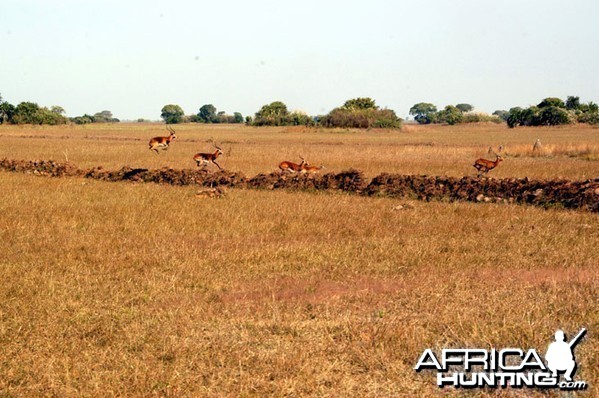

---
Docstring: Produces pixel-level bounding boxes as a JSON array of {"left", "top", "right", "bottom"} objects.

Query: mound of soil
[
  {"left": 365, "top": 173, "right": 599, "bottom": 212},
  {"left": 1, "top": 158, "right": 597, "bottom": 212},
  {"left": 246, "top": 169, "right": 367, "bottom": 192},
  {"left": 0, "top": 158, "right": 79, "bottom": 177}
]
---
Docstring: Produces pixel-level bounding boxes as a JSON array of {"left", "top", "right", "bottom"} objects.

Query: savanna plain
[{"left": 0, "top": 123, "right": 597, "bottom": 397}]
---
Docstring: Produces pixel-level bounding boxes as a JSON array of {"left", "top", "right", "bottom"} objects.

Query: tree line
[
  {"left": 161, "top": 97, "right": 402, "bottom": 129},
  {"left": 0, "top": 94, "right": 120, "bottom": 125},
  {"left": 1, "top": 92, "right": 597, "bottom": 128},
  {"left": 409, "top": 96, "right": 598, "bottom": 127}
]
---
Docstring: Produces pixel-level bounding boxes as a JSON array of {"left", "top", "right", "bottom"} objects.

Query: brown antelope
[
  {"left": 473, "top": 155, "right": 503, "bottom": 176},
  {"left": 300, "top": 164, "right": 325, "bottom": 174},
  {"left": 194, "top": 143, "right": 224, "bottom": 170},
  {"left": 148, "top": 126, "right": 177, "bottom": 154},
  {"left": 279, "top": 156, "right": 308, "bottom": 173}
]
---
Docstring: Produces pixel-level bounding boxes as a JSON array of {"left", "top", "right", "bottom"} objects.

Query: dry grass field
[
  {"left": 0, "top": 123, "right": 598, "bottom": 397},
  {"left": 1, "top": 122, "right": 598, "bottom": 179}
]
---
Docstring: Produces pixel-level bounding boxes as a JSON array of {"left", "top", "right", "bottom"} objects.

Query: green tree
[
  {"left": 288, "top": 111, "right": 315, "bottom": 126},
  {"left": 93, "top": 110, "right": 118, "bottom": 123},
  {"left": 253, "top": 101, "right": 290, "bottom": 126},
  {"left": 409, "top": 103, "right": 438, "bottom": 124},
  {"left": 233, "top": 112, "right": 244, "bottom": 123},
  {"left": 71, "top": 114, "right": 94, "bottom": 124},
  {"left": 538, "top": 106, "right": 571, "bottom": 126},
  {"left": 14, "top": 102, "right": 42, "bottom": 124},
  {"left": 521, "top": 106, "right": 540, "bottom": 126},
  {"left": 321, "top": 104, "right": 401, "bottom": 129},
  {"left": 198, "top": 104, "right": 217, "bottom": 123},
  {"left": 455, "top": 103, "right": 473, "bottom": 113},
  {"left": 0, "top": 101, "right": 15, "bottom": 124},
  {"left": 51, "top": 105, "right": 66, "bottom": 115},
  {"left": 161, "top": 104, "right": 185, "bottom": 124},
  {"left": 537, "top": 97, "right": 565, "bottom": 108},
  {"left": 438, "top": 105, "right": 463, "bottom": 125},
  {"left": 565, "top": 96, "right": 580, "bottom": 110},
  {"left": 492, "top": 110, "right": 509, "bottom": 122},
  {"left": 579, "top": 101, "right": 599, "bottom": 113},
  {"left": 38, "top": 107, "right": 68, "bottom": 125},
  {"left": 342, "top": 97, "right": 377, "bottom": 110}
]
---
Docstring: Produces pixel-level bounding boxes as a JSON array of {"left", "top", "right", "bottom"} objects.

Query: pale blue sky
[{"left": 1, "top": 0, "right": 598, "bottom": 120}]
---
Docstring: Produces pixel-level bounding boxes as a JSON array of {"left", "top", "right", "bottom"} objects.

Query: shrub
[
  {"left": 288, "top": 111, "right": 315, "bottom": 126},
  {"left": 455, "top": 103, "right": 473, "bottom": 113},
  {"left": 577, "top": 111, "right": 599, "bottom": 125},
  {"left": 320, "top": 107, "right": 401, "bottom": 129},
  {"left": 462, "top": 112, "right": 503, "bottom": 124},
  {"left": 253, "top": 101, "right": 290, "bottom": 126},
  {"left": 13, "top": 102, "right": 42, "bottom": 124},
  {"left": 409, "top": 103, "right": 438, "bottom": 124},
  {"left": 0, "top": 101, "right": 16, "bottom": 124},
  {"left": 538, "top": 97, "right": 566, "bottom": 109},
  {"left": 71, "top": 115, "right": 94, "bottom": 124},
  {"left": 161, "top": 104, "right": 185, "bottom": 124},
  {"left": 342, "top": 97, "right": 377, "bottom": 110},
  {"left": 492, "top": 110, "right": 509, "bottom": 122},
  {"left": 537, "top": 106, "right": 572, "bottom": 126},
  {"left": 437, "top": 105, "right": 463, "bottom": 125}
]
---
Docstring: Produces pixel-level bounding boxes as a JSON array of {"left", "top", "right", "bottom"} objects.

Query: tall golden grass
[{"left": 0, "top": 123, "right": 597, "bottom": 396}]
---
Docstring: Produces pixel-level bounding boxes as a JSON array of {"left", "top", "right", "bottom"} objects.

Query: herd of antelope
[
  {"left": 149, "top": 126, "right": 508, "bottom": 176},
  {"left": 148, "top": 126, "right": 326, "bottom": 174}
]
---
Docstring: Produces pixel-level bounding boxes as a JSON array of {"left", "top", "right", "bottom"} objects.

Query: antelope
[
  {"left": 300, "top": 164, "right": 325, "bottom": 174},
  {"left": 278, "top": 156, "right": 308, "bottom": 173},
  {"left": 194, "top": 143, "right": 224, "bottom": 170},
  {"left": 473, "top": 155, "right": 503, "bottom": 176},
  {"left": 148, "top": 126, "right": 177, "bottom": 154}
]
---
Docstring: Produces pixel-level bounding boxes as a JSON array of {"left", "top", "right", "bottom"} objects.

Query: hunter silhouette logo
[
  {"left": 414, "top": 328, "right": 588, "bottom": 390},
  {"left": 545, "top": 328, "right": 586, "bottom": 382}
]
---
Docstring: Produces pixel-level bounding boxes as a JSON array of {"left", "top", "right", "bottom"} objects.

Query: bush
[
  {"left": 38, "top": 107, "right": 68, "bottom": 125},
  {"left": 13, "top": 102, "right": 42, "bottom": 124},
  {"left": 437, "top": 105, "right": 463, "bottom": 125},
  {"left": 409, "top": 103, "right": 438, "bottom": 124},
  {"left": 0, "top": 101, "right": 16, "bottom": 124},
  {"left": 537, "top": 106, "right": 572, "bottom": 126},
  {"left": 288, "top": 111, "right": 315, "bottom": 126},
  {"left": 538, "top": 97, "right": 566, "bottom": 108},
  {"left": 492, "top": 110, "right": 509, "bottom": 122},
  {"left": 507, "top": 106, "right": 542, "bottom": 128},
  {"left": 342, "top": 97, "right": 377, "bottom": 110},
  {"left": 320, "top": 107, "right": 401, "bottom": 129},
  {"left": 577, "top": 111, "right": 599, "bottom": 125},
  {"left": 71, "top": 114, "right": 94, "bottom": 124},
  {"left": 462, "top": 112, "right": 503, "bottom": 124},
  {"left": 507, "top": 104, "right": 573, "bottom": 128},
  {"left": 253, "top": 101, "right": 290, "bottom": 126},
  {"left": 161, "top": 104, "right": 185, "bottom": 124}
]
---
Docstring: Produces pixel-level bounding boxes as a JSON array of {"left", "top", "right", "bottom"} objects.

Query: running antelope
[
  {"left": 473, "top": 155, "right": 503, "bottom": 176},
  {"left": 279, "top": 157, "right": 308, "bottom": 173},
  {"left": 148, "top": 126, "right": 177, "bottom": 154},
  {"left": 194, "top": 143, "right": 224, "bottom": 170},
  {"left": 300, "top": 164, "right": 325, "bottom": 174}
]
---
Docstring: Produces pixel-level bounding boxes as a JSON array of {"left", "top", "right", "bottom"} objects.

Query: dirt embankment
[{"left": 1, "top": 158, "right": 597, "bottom": 212}]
